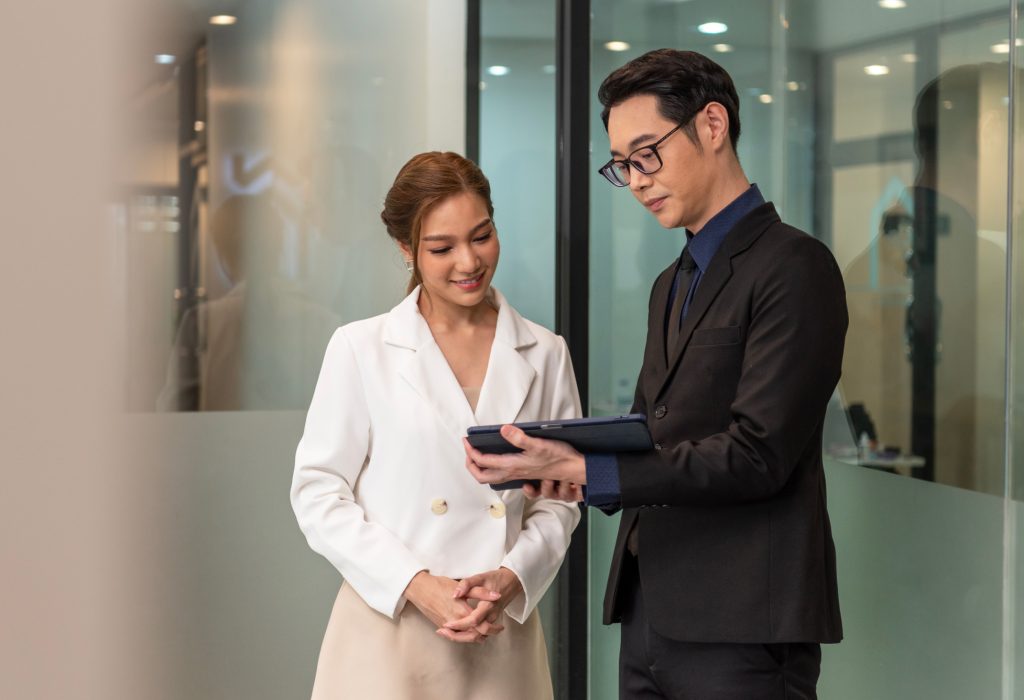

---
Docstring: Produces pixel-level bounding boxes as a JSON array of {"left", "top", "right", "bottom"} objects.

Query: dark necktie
[{"left": 666, "top": 248, "right": 697, "bottom": 354}]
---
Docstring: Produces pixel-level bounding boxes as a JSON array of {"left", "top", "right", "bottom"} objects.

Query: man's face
[{"left": 606, "top": 94, "right": 713, "bottom": 231}]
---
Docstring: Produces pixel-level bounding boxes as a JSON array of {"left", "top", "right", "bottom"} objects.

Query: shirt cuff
[{"left": 584, "top": 453, "right": 621, "bottom": 508}]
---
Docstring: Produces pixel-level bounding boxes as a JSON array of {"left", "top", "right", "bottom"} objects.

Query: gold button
[
  {"left": 430, "top": 498, "right": 448, "bottom": 515},
  {"left": 489, "top": 501, "right": 506, "bottom": 519}
]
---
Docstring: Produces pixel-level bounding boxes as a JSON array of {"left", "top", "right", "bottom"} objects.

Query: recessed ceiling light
[
  {"left": 901, "top": 53, "right": 918, "bottom": 63},
  {"left": 878, "top": 0, "right": 907, "bottom": 9},
  {"left": 605, "top": 41, "right": 631, "bottom": 52},
  {"left": 698, "top": 22, "right": 728, "bottom": 35},
  {"left": 194, "top": 120, "right": 205, "bottom": 132},
  {"left": 991, "top": 39, "right": 1024, "bottom": 54},
  {"left": 759, "top": 94, "right": 774, "bottom": 104},
  {"left": 209, "top": 15, "right": 237, "bottom": 26},
  {"left": 542, "top": 64, "right": 556, "bottom": 75},
  {"left": 487, "top": 65, "right": 509, "bottom": 76},
  {"left": 154, "top": 54, "right": 176, "bottom": 65},
  {"left": 712, "top": 43, "right": 734, "bottom": 53},
  {"left": 786, "top": 81, "right": 800, "bottom": 91},
  {"left": 864, "top": 64, "right": 891, "bottom": 76}
]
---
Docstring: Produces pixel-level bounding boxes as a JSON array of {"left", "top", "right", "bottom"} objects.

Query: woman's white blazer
[{"left": 291, "top": 287, "right": 581, "bottom": 623}]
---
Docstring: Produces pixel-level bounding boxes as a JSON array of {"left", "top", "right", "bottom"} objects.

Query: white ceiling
[{"left": 483, "top": 0, "right": 1012, "bottom": 53}]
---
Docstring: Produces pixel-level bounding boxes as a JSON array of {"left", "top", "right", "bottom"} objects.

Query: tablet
[{"left": 466, "top": 414, "right": 653, "bottom": 490}]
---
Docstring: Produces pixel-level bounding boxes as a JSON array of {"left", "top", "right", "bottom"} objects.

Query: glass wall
[
  {"left": 587, "top": 0, "right": 1022, "bottom": 697},
  {"left": 119, "top": 1, "right": 467, "bottom": 697},
  {"left": 479, "top": 0, "right": 563, "bottom": 673}
]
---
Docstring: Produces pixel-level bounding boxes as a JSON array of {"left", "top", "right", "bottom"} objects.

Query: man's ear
[{"left": 703, "top": 102, "right": 731, "bottom": 152}]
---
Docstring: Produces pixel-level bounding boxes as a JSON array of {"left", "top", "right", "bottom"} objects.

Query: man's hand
[
  {"left": 403, "top": 572, "right": 504, "bottom": 643},
  {"left": 439, "top": 567, "right": 522, "bottom": 642},
  {"left": 522, "top": 479, "right": 584, "bottom": 502},
  {"left": 463, "top": 424, "right": 587, "bottom": 487}
]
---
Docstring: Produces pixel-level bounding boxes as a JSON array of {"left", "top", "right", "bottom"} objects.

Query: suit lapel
[
  {"left": 655, "top": 203, "right": 780, "bottom": 400},
  {"left": 384, "top": 289, "right": 477, "bottom": 438},
  {"left": 399, "top": 341, "right": 478, "bottom": 438},
  {"left": 650, "top": 264, "right": 675, "bottom": 373},
  {"left": 385, "top": 287, "right": 537, "bottom": 438},
  {"left": 658, "top": 257, "right": 734, "bottom": 395},
  {"left": 475, "top": 289, "right": 537, "bottom": 426}
]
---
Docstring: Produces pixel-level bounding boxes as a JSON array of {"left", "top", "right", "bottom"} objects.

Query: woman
[{"left": 290, "top": 151, "right": 581, "bottom": 699}]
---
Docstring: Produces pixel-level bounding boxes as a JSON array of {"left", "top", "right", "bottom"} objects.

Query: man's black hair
[{"left": 598, "top": 49, "right": 742, "bottom": 153}]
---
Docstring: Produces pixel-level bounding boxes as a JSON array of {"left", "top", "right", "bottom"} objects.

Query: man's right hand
[{"left": 403, "top": 571, "right": 504, "bottom": 643}]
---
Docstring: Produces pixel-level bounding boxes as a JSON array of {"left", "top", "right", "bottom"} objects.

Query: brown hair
[{"left": 381, "top": 151, "right": 495, "bottom": 294}]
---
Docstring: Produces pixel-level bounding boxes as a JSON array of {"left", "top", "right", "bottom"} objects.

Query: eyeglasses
[{"left": 597, "top": 123, "right": 685, "bottom": 187}]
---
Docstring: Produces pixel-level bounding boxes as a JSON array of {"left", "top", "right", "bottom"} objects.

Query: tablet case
[{"left": 466, "top": 414, "right": 652, "bottom": 490}]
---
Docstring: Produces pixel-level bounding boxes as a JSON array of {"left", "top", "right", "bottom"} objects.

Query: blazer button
[
  {"left": 654, "top": 405, "right": 668, "bottom": 419},
  {"left": 430, "top": 498, "right": 448, "bottom": 515},
  {"left": 489, "top": 501, "right": 506, "bottom": 519}
]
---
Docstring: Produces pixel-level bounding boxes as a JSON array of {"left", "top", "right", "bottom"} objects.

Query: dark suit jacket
[{"left": 604, "top": 202, "right": 847, "bottom": 644}]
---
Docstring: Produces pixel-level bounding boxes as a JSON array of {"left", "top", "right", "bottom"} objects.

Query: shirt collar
[{"left": 684, "top": 183, "right": 765, "bottom": 272}]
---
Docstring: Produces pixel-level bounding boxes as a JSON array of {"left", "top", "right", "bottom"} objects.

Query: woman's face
[{"left": 403, "top": 191, "right": 500, "bottom": 312}]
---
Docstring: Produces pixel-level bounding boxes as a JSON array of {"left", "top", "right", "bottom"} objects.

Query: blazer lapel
[
  {"left": 385, "top": 289, "right": 477, "bottom": 438},
  {"left": 642, "top": 263, "right": 682, "bottom": 401},
  {"left": 384, "top": 287, "right": 537, "bottom": 437},
  {"left": 655, "top": 203, "right": 780, "bottom": 400},
  {"left": 474, "top": 289, "right": 537, "bottom": 427}
]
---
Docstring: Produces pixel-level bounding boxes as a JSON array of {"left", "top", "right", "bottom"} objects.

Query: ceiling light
[
  {"left": 712, "top": 43, "right": 733, "bottom": 53},
  {"left": 878, "top": 0, "right": 907, "bottom": 9},
  {"left": 786, "top": 81, "right": 800, "bottom": 91},
  {"left": 991, "top": 39, "right": 1024, "bottom": 54},
  {"left": 487, "top": 65, "right": 509, "bottom": 76},
  {"left": 194, "top": 120, "right": 205, "bottom": 132},
  {"left": 542, "top": 64, "right": 556, "bottom": 74},
  {"left": 209, "top": 15, "right": 237, "bottom": 25},
  {"left": 901, "top": 53, "right": 918, "bottom": 63},
  {"left": 698, "top": 22, "right": 728, "bottom": 35},
  {"left": 605, "top": 41, "right": 631, "bottom": 52},
  {"left": 154, "top": 54, "right": 176, "bottom": 65},
  {"left": 864, "top": 64, "right": 891, "bottom": 76},
  {"left": 759, "top": 94, "right": 774, "bottom": 104}
]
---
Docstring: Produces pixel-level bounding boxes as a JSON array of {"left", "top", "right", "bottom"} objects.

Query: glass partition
[
  {"left": 588, "top": 0, "right": 1020, "bottom": 696},
  {"left": 119, "top": 1, "right": 467, "bottom": 697}
]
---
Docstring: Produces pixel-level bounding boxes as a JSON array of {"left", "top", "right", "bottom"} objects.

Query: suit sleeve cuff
[{"left": 583, "top": 453, "right": 621, "bottom": 508}]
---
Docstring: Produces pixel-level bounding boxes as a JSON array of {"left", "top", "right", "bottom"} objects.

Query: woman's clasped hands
[{"left": 403, "top": 567, "right": 522, "bottom": 644}]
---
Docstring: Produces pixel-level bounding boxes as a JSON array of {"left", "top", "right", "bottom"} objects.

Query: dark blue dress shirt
[{"left": 584, "top": 184, "right": 766, "bottom": 508}]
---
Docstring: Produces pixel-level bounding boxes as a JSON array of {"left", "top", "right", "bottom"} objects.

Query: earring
[{"left": 404, "top": 259, "right": 414, "bottom": 272}]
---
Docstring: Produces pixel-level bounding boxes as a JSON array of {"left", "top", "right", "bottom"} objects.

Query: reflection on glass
[
  {"left": 157, "top": 194, "right": 340, "bottom": 410},
  {"left": 123, "top": 0, "right": 465, "bottom": 412},
  {"left": 833, "top": 51, "right": 1009, "bottom": 495},
  {"left": 588, "top": 0, "right": 1018, "bottom": 697}
]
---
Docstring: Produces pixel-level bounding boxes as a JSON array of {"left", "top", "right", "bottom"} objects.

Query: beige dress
[{"left": 309, "top": 387, "right": 554, "bottom": 700}]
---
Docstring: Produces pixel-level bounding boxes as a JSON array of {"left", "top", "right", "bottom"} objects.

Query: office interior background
[{"left": 2, "top": 0, "right": 1022, "bottom": 697}]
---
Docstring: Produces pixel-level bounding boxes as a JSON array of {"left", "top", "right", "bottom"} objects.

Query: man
[{"left": 463, "top": 49, "right": 846, "bottom": 698}]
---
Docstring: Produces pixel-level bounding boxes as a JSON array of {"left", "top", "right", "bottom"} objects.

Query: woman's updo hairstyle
[{"left": 381, "top": 151, "right": 495, "bottom": 294}]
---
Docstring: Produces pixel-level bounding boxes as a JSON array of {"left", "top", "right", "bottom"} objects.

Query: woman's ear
[{"left": 397, "top": 242, "right": 412, "bottom": 262}]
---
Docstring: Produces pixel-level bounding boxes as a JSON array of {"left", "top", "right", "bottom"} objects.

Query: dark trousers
[{"left": 618, "top": 553, "right": 821, "bottom": 699}]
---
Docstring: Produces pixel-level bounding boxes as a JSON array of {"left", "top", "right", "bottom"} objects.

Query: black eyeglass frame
[{"left": 597, "top": 121, "right": 686, "bottom": 187}]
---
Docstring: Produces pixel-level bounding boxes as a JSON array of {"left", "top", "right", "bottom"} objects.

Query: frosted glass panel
[
  {"left": 125, "top": 0, "right": 465, "bottom": 412},
  {"left": 118, "top": 1, "right": 467, "bottom": 698},
  {"left": 819, "top": 460, "right": 1005, "bottom": 698}
]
